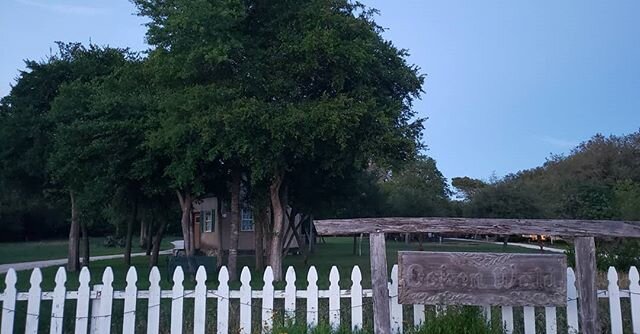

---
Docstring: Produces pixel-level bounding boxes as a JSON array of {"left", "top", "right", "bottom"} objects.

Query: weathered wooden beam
[
  {"left": 314, "top": 217, "right": 640, "bottom": 238},
  {"left": 370, "top": 232, "right": 391, "bottom": 334},
  {"left": 574, "top": 237, "right": 599, "bottom": 334}
]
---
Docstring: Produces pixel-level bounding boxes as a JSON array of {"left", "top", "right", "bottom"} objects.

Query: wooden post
[
  {"left": 370, "top": 232, "right": 391, "bottom": 334},
  {"left": 574, "top": 237, "right": 598, "bottom": 334}
]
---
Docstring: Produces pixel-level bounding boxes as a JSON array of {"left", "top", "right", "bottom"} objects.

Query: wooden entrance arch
[{"left": 314, "top": 217, "right": 640, "bottom": 334}]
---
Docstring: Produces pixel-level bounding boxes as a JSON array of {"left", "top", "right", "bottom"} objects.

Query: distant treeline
[{"left": 452, "top": 131, "right": 640, "bottom": 269}]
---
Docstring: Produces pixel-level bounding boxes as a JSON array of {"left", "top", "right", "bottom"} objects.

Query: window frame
[
  {"left": 202, "top": 209, "right": 215, "bottom": 233},
  {"left": 240, "top": 208, "right": 254, "bottom": 232}
]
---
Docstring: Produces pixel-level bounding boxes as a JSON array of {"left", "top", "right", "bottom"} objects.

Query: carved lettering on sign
[{"left": 398, "top": 252, "right": 567, "bottom": 306}]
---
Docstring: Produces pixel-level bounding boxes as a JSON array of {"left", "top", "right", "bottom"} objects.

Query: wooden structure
[{"left": 314, "top": 217, "right": 640, "bottom": 334}]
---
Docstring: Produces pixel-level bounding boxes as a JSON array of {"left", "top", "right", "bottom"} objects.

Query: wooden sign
[{"left": 398, "top": 251, "right": 567, "bottom": 306}]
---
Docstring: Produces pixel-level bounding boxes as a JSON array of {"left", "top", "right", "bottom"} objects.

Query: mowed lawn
[
  {"left": 0, "top": 237, "right": 176, "bottom": 265},
  {"left": 0, "top": 237, "right": 552, "bottom": 292}
]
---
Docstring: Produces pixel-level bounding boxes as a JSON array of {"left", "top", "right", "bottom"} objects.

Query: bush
[{"left": 103, "top": 235, "right": 125, "bottom": 248}]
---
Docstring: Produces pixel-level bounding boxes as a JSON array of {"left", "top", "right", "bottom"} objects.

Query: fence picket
[
  {"left": 284, "top": 266, "right": 296, "bottom": 321},
  {"left": 607, "top": 267, "right": 623, "bottom": 334},
  {"left": 25, "top": 268, "right": 42, "bottom": 334},
  {"left": 98, "top": 267, "right": 114, "bottom": 334},
  {"left": 501, "top": 306, "right": 514, "bottom": 334},
  {"left": 170, "top": 267, "right": 184, "bottom": 334},
  {"left": 307, "top": 266, "right": 319, "bottom": 327},
  {"left": 240, "top": 267, "right": 252, "bottom": 334},
  {"left": 389, "top": 264, "right": 403, "bottom": 334},
  {"left": 523, "top": 306, "right": 535, "bottom": 334},
  {"left": 566, "top": 268, "right": 579, "bottom": 334},
  {"left": 629, "top": 266, "right": 640, "bottom": 334},
  {"left": 262, "top": 267, "right": 275, "bottom": 332},
  {"left": 75, "top": 268, "right": 90, "bottom": 334},
  {"left": 147, "top": 267, "right": 161, "bottom": 334},
  {"left": 413, "top": 305, "right": 425, "bottom": 327},
  {"left": 122, "top": 267, "right": 138, "bottom": 334},
  {"left": 194, "top": 266, "right": 207, "bottom": 334},
  {"left": 50, "top": 267, "right": 67, "bottom": 334},
  {"left": 217, "top": 266, "right": 230, "bottom": 334},
  {"left": 329, "top": 266, "right": 340, "bottom": 329},
  {"left": 351, "top": 266, "right": 364, "bottom": 331},
  {"left": 482, "top": 305, "right": 491, "bottom": 325},
  {"left": 90, "top": 284, "right": 103, "bottom": 333},
  {"left": 545, "top": 307, "right": 557, "bottom": 334},
  {"left": 1, "top": 269, "right": 17, "bottom": 334}
]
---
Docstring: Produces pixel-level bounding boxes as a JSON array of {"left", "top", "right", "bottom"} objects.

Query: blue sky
[{"left": 1, "top": 0, "right": 639, "bottom": 182}]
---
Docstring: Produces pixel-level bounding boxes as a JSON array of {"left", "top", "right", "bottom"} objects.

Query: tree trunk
[
  {"left": 145, "top": 218, "right": 153, "bottom": 256},
  {"left": 150, "top": 219, "right": 167, "bottom": 267},
  {"left": 124, "top": 197, "right": 138, "bottom": 267},
  {"left": 264, "top": 208, "right": 273, "bottom": 263},
  {"left": 353, "top": 235, "right": 357, "bottom": 255},
  {"left": 254, "top": 203, "right": 266, "bottom": 270},
  {"left": 80, "top": 218, "right": 90, "bottom": 267},
  {"left": 268, "top": 174, "right": 285, "bottom": 281},
  {"left": 140, "top": 219, "right": 147, "bottom": 248},
  {"left": 228, "top": 170, "right": 241, "bottom": 281},
  {"left": 67, "top": 191, "right": 80, "bottom": 272},
  {"left": 177, "top": 190, "right": 193, "bottom": 256},
  {"left": 503, "top": 235, "right": 510, "bottom": 250}
]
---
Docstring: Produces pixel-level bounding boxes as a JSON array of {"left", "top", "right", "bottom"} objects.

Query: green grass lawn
[
  {"left": 0, "top": 237, "right": 176, "bottom": 265},
  {"left": 0, "top": 237, "right": 550, "bottom": 292}
]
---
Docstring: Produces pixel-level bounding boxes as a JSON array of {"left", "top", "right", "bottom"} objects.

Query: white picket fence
[{"left": 2, "top": 265, "right": 640, "bottom": 334}]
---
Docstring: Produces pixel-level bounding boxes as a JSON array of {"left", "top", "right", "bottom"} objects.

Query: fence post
[
  {"left": 574, "top": 237, "right": 598, "bottom": 334},
  {"left": 370, "top": 232, "right": 391, "bottom": 334}
]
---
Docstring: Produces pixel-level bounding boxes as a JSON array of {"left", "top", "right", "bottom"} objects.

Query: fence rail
[{"left": 2, "top": 265, "right": 640, "bottom": 334}]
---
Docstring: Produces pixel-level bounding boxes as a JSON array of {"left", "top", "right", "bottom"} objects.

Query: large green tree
[
  {"left": 382, "top": 157, "right": 451, "bottom": 217},
  {"left": 134, "top": 0, "right": 425, "bottom": 280}
]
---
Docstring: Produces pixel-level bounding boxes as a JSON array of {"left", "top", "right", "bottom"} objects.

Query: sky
[{"left": 1, "top": 0, "right": 639, "bottom": 182}]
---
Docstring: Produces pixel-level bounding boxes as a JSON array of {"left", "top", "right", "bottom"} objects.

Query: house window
[
  {"left": 241, "top": 208, "right": 254, "bottom": 231},
  {"left": 203, "top": 210, "right": 215, "bottom": 233}
]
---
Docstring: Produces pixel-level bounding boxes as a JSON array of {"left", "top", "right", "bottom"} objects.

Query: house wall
[
  {"left": 192, "top": 197, "right": 219, "bottom": 251},
  {"left": 193, "top": 196, "right": 300, "bottom": 252}
]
